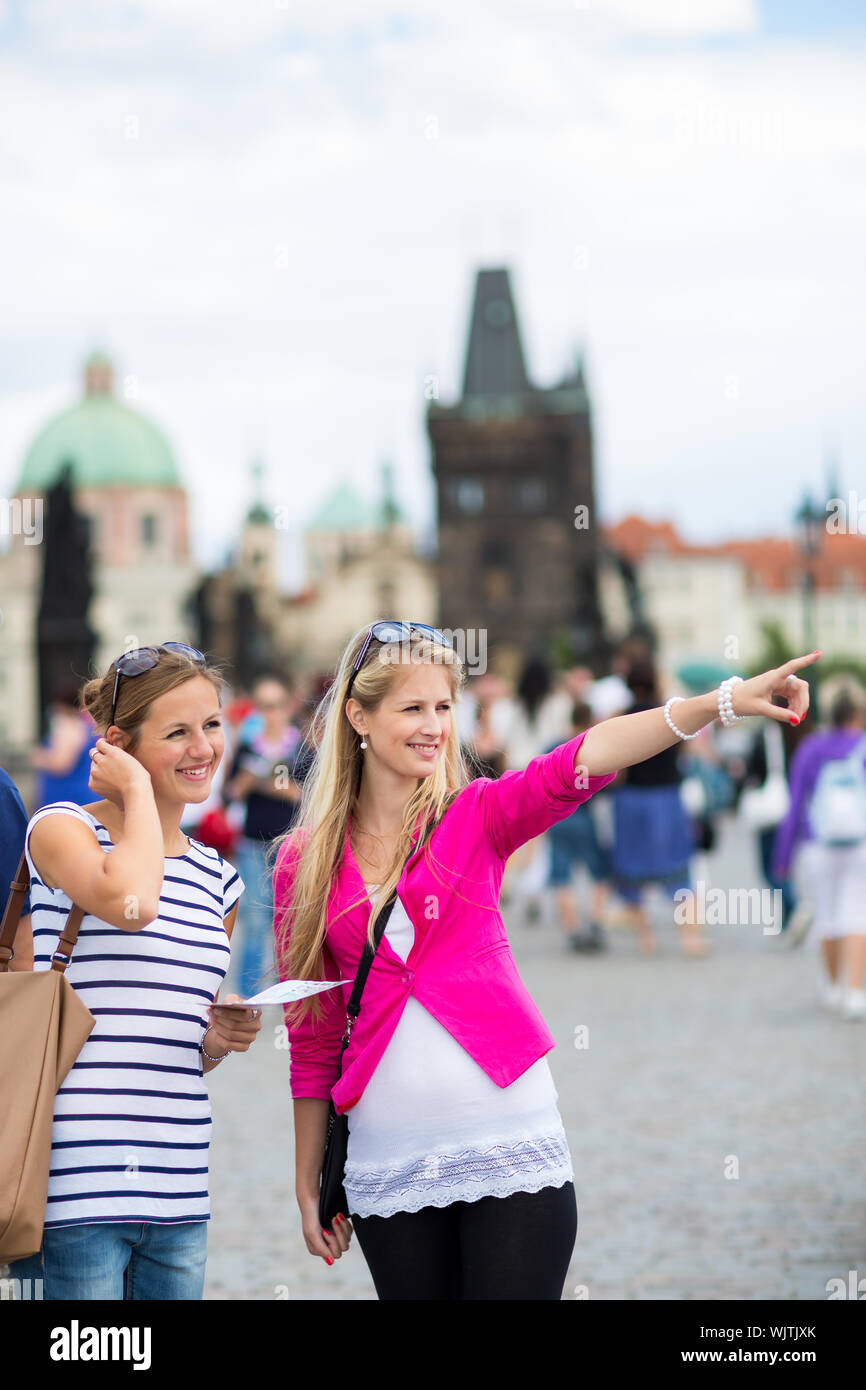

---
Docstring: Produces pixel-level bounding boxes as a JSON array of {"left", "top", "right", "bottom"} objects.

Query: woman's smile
[
  {"left": 176, "top": 760, "right": 214, "bottom": 782},
  {"left": 407, "top": 742, "right": 438, "bottom": 760}
]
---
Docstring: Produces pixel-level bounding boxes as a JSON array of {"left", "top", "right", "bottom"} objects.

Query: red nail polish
[
  {"left": 326, "top": 1256, "right": 334, "bottom": 1266},
  {"left": 790, "top": 716, "right": 799, "bottom": 725}
]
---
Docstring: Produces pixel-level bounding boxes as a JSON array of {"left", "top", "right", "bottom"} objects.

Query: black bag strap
[
  {"left": 0, "top": 849, "right": 86, "bottom": 974},
  {"left": 340, "top": 804, "right": 449, "bottom": 1048}
]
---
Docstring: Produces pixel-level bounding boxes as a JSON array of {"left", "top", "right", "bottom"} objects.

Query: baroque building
[
  {"left": 191, "top": 463, "right": 438, "bottom": 685},
  {"left": 0, "top": 352, "right": 198, "bottom": 752}
]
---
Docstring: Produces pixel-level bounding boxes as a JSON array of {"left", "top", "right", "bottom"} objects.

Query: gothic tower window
[
  {"left": 449, "top": 478, "right": 485, "bottom": 514},
  {"left": 517, "top": 477, "right": 546, "bottom": 511}
]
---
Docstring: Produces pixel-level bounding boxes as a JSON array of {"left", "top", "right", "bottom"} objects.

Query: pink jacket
[{"left": 272, "top": 731, "right": 615, "bottom": 1115}]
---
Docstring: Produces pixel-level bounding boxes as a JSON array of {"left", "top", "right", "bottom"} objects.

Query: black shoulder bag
[{"left": 318, "top": 811, "right": 445, "bottom": 1230}]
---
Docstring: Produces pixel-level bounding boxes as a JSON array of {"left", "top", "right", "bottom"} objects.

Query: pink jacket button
[{"left": 401, "top": 972, "right": 412, "bottom": 985}]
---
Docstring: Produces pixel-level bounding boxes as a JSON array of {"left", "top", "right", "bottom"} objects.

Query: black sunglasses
[
  {"left": 345, "top": 622, "right": 452, "bottom": 700},
  {"left": 109, "top": 642, "right": 206, "bottom": 730}
]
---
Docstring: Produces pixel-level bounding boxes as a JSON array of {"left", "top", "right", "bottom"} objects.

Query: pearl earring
[{"left": 360, "top": 737, "right": 368, "bottom": 749}]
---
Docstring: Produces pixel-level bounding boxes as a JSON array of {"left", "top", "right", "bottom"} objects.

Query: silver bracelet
[
  {"left": 201, "top": 1025, "right": 229, "bottom": 1063},
  {"left": 663, "top": 696, "right": 701, "bottom": 741},
  {"left": 717, "top": 676, "right": 746, "bottom": 727}
]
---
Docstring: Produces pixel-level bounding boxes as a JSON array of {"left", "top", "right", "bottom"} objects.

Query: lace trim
[{"left": 344, "top": 1132, "right": 573, "bottom": 1219}]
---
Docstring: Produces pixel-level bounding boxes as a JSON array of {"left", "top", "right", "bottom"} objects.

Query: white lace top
[{"left": 343, "top": 886, "right": 573, "bottom": 1219}]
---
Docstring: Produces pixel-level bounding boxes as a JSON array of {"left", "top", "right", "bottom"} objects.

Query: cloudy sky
[{"left": 1, "top": 0, "right": 864, "bottom": 585}]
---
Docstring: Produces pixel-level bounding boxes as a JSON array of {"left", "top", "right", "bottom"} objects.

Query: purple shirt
[{"left": 772, "top": 728, "right": 866, "bottom": 876}]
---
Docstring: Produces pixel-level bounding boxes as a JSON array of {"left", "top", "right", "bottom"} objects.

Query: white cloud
[
  {"left": 577, "top": 0, "right": 758, "bottom": 37},
  {"left": 1, "top": 4, "right": 864, "bottom": 580},
  {"left": 17, "top": 0, "right": 761, "bottom": 54}
]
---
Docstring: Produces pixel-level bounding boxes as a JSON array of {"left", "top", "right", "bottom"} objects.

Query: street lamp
[{"left": 794, "top": 491, "right": 823, "bottom": 659}]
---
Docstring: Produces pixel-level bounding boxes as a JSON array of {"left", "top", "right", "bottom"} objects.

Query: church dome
[{"left": 15, "top": 353, "right": 181, "bottom": 492}]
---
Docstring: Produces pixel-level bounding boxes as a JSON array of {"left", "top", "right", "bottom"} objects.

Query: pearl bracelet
[
  {"left": 717, "top": 676, "right": 746, "bottom": 727},
  {"left": 663, "top": 696, "right": 701, "bottom": 741},
  {"left": 201, "top": 1025, "right": 229, "bottom": 1063}
]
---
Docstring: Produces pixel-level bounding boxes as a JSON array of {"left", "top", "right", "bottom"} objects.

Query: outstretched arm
[{"left": 577, "top": 651, "right": 820, "bottom": 780}]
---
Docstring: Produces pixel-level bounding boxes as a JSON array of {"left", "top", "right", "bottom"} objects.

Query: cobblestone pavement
[{"left": 204, "top": 816, "right": 866, "bottom": 1300}]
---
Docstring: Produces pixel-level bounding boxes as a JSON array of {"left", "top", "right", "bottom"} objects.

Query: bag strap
[
  {"left": 340, "top": 804, "right": 449, "bottom": 1049},
  {"left": 0, "top": 851, "right": 29, "bottom": 971},
  {"left": 764, "top": 721, "right": 785, "bottom": 778},
  {"left": 342, "top": 887, "right": 400, "bottom": 1044},
  {"left": 0, "top": 848, "right": 87, "bottom": 975}
]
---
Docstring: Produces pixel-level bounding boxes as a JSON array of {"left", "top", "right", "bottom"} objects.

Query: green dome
[
  {"left": 15, "top": 354, "right": 181, "bottom": 492},
  {"left": 308, "top": 470, "right": 405, "bottom": 532},
  {"left": 308, "top": 481, "right": 382, "bottom": 531}
]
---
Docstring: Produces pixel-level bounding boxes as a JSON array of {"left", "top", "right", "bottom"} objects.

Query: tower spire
[
  {"left": 84, "top": 351, "right": 114, "bottom": 397},
  {"left": 246, "top": 457, "right": 270, "bottom": 523},
  {"left": 381, "top": 459, "right": 401, "bottom": 526},
  {"left": 461, "top": 268, "right": 529, "bottom": 399}
]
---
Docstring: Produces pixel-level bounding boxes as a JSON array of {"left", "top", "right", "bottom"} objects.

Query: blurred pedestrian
[
  {"left": 586, "top": 637, "right": 650, "bottom": 723},
  {"left": 28, "top": 685, "right": 96, "bottom": 809},
  {"left": 772, "top": 676, "right": 866, "bottom": 1019},
  {"left": 0, "top": 766, "right": 32, "bottom": 965},
  {"left": 497, "top": 654, "right": 573, "bottom": 921},
  {"left": 740, "top": 718, "right": 795, "bottom": 931},
  {"left": 458, "top": 673, "right": 509, "bottom": 778},
  {"left": 542, "top": 701, "right": 612, "bottom": 952},
  {"left": 678, "top": 722, "right": 735, "bottom": 860},
  {"left": 609, "top": 658, "right": 710, "bottom": 957},
  {"left": 222, "top": 674, "right": 305, "bottom": 999}
]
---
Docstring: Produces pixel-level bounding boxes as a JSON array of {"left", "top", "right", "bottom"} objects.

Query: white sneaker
[
  {"left": 818, "top": 978, "right": 843, "bottom": 1012},
  {"left": 842, "top": 989, "right": 866, "bottom": 1021},
  {"left": 785, "top": 902, "right": 813, "bottom": 947}
]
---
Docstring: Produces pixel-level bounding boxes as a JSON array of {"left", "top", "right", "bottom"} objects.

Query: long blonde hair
[{"left": 271, "top": 624, "right": 471, "bottom": 1019}]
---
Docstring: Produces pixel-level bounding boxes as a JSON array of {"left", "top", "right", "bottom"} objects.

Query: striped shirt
[{"left": 24, "top": 801, "right": 244, "bottom": 1228}]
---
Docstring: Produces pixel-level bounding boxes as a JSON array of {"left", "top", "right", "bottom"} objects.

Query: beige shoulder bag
[{"left": 0, "top": 849, "right": 95, "bottom": 1262}]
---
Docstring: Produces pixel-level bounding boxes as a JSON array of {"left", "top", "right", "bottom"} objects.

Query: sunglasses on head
[
  {"left": 345, "top": 622, "right": 452, "bottom": 700},
  {"left": 109, "top": 642, "right": 206, "bottom": 731}
]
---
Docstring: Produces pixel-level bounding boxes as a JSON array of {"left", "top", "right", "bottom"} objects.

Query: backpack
[{"left": 808, "top": 734, "right": 866, "bottom": 847}]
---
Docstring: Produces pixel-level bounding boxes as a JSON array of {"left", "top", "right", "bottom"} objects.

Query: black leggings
[{"left": 350, "top": 1182, "right": 577, "bottom": 1300}]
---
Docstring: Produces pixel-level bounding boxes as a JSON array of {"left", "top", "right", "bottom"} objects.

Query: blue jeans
[
  {"left": 233, "top": 836, "right": 277, "bottom": 999},
  {"left": 547, "top": 806, "right": 610, "bottom": 886},
  {"left": 9, "top": 1220, "right": 208, "bottom": 1300},
  {"left": 758, "top": 826, "right": 796, "bottom": 928}
]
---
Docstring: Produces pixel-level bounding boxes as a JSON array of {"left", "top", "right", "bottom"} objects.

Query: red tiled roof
[
  {"left": 603, "top": 515, "right": 866, "bottom": 593},
  {"left": 283, "top": 586, "right": 319, "bottom": 606}
]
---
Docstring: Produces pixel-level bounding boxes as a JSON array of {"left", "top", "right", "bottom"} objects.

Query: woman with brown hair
[{"left": 8, "top": 643, "right": 262, "bottom": 1300}]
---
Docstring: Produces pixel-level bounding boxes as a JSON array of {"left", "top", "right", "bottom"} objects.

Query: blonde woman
[
  {"left": 8, "top": 643, "right": 262, "bottom": 1300},
  {"left": 273, "top": 623, "right": 817, "bottom": 1300}
]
